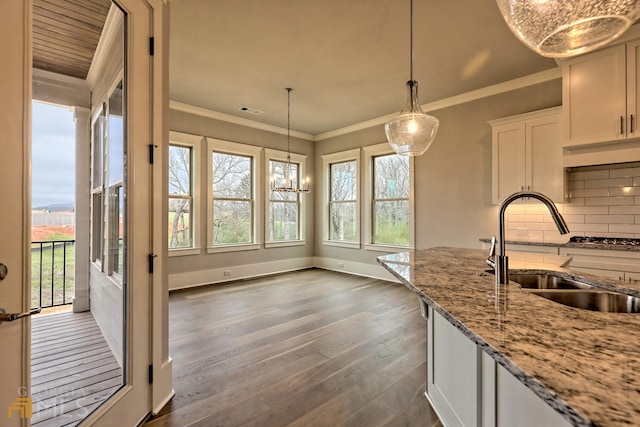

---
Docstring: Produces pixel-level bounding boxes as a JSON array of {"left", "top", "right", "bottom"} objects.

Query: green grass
[{"left": 31, "top": 241, "right": 75, "bottom": 309}]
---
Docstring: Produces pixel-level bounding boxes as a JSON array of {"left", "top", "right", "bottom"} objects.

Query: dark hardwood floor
[{"left": 146, "top": 268, "right": 441, "bottom": 427}]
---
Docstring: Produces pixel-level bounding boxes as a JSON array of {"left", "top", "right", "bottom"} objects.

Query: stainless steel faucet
[{"left": 488, "top": 191, "right": 570, "bottom": 285}]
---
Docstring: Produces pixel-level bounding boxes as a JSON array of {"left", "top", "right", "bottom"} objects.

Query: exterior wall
[
  {"left": 88, "top": 7, "right": 124, "bottom": 365},
  {"left": 167, "top": 109, "right": 315, "bottom": 289}
]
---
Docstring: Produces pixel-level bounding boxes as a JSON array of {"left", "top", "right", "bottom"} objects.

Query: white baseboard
[
  {"left": 169, "top": 257, "right": 315, "bottom": 291},
  {"left": 313, "top": 256, "right": 400, "bottom": 283},
  {"left": 169, "top": 256, "right": 399, "bottom": 291}
]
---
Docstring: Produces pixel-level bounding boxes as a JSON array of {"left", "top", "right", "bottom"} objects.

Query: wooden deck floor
[
  {"left": 146, "top": 268, "right": 442, "bottom": 427},
  {"left": 31, "top": 311, "right": 123, "bottom": 427}
]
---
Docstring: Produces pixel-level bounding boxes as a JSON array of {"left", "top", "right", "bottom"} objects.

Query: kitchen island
[{"left": 378, "top": 247, "right": 640, "bottom": 427}]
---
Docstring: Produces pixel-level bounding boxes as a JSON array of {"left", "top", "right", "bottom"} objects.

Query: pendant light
[
  {"left": 270, "top": 88, "right": 310, "bottom": 193},
  {"left": 496, "top": 0, "right": 640, "bottom": 58},
  {"left": 385, "top": 0, "right": 439, "bottom": 157}
]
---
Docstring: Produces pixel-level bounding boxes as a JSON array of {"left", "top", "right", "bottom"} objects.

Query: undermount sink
[
  {"left": 529, "top": 289, "right": 640, "bottom": 314},
  {"left": 488, "top": 271, "right": 640, "bottom": 313},
  {"left": 508, "top": 273, "right": 593, "bottom": 290}
]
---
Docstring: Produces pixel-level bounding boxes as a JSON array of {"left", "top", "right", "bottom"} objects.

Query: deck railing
[{"left": 31, "top": 240, "right": 75, "bottom": 309}]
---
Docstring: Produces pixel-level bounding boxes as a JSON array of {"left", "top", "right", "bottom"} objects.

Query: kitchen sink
[
  {"left": 529, "top": 290, "right": 640, "bottom": 314},
  {"left": 508, "top": 273, "right": 593, "bottom": 290}
]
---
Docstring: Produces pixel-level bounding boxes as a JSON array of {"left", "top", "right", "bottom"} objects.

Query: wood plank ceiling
[{"left": 33, "top": 0, "right": 111, "bottom": 79}]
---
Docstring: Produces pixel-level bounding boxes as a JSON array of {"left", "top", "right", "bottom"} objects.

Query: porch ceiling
[{"left": 33, "top": 0, "right": 111, "bottom": 79}]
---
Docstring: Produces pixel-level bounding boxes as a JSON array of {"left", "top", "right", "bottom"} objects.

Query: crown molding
[
  {"left": 170, "top": 67, "right": 562, "bottom": 142},
  {"left": 169, "top": 100, "right": 316, "bottom": 141},
  {"left": 315, "top": 67, "right": 562, "bottom": 141}
]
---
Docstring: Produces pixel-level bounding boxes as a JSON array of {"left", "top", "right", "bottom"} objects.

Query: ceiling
[
  {"left": 33, "top": 0, "right": 559, "bottom": 136},
  {"left": 33, "top": 0, "right": 111, "bottom": 79},
  {"left": 169, "top": 0, "right": 558, "bottom": 136}
]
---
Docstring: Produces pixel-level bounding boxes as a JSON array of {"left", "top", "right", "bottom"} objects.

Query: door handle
[{"left": 0, "top": 307, "right": 41, "bottom": 324}]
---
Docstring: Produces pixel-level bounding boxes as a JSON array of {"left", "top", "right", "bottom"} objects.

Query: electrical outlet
[
  {"left": 338, "top": 262, "right": 345, "bottom": 268},
  {"left": 224, "top": 270, "right": 231, "bottom": 277}
]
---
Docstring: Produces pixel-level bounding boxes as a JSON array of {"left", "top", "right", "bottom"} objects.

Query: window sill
[
  {"left": 265, "top": 240, "right": 306, "bottom": 248},
  {"left": 364, "top": 243, "right": 413, "bottom": 253},
  {"left": 207, "top": 243, "right": 260, "bottom": 254},
  {"left": 322, "top": 240, "right": 361, "bottom": 249},
  {"left": 169, "top": 248, "right": 201, "bottom": 257}
]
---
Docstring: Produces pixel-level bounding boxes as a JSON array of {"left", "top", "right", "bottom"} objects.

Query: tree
[{"left": 168, "top": 145, "right": 191, "bottom": 248}]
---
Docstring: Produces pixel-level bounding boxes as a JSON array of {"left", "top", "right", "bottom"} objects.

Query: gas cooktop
[{"left": 569, "top": 236, "right": 640, "bottom": 246}]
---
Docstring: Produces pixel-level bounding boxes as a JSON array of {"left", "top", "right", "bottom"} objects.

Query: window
[
  {"left": 322, "top": 149, "right": 360, "bottom": 248},
  {"left": 90, "top": 106, "right": 105, "bottom": 264},
  {"left": 265, "top": 149, "right": 308, "bottom": 247},
  {"left": 208, "top": 139, "right": 261, "bottom": 253},
  {"left": 364, "top": 143, "right": 414, "bottom": 250},
  {"left": 107, "top": 82, "right": 124, "bottom": 277},
  {"left": 168, "top": 131, "right": 202, "bottom": 255},
  {"left": 90, "top": 79, "right": 128, "bottom": 281}
]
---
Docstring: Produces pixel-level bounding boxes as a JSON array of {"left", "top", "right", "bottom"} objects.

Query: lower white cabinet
[
  {"left": 425, "top": 304, "right": 571, "bottom": 427},
  {"left": 427, "top": 304, "right": 482, "bottom": 427},
  {"left": 558, "top": 247, "right": 640, "bottom": 283}
]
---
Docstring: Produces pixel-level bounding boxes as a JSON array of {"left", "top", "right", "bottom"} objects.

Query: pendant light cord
[
  {"left": 286, "top": 88, "right": 292, "bottom": 165},
  {"left": 409, "top": 0, "right": 413, "bottom": 83}
]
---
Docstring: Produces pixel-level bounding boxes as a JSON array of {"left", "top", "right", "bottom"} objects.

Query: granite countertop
[
  {"left": 478, "top": 237, "right": 640, "bottom": 252},
  {"left": 378, "top": 247, "right": 640, "bottom": 427}
]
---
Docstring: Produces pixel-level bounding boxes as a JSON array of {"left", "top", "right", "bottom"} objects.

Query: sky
[{"left": 31, "top": 101, "right": 76, "bottom": 208}]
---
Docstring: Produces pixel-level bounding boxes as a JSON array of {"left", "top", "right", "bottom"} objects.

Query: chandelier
[
  {"left": 384, "top": 0, "right": 439, "bottom": 156},
  {"left": 270, "top": 88, "right": 310, "bottom": 193},
  {"left": 496, "top": 0, "right": 640, "bottom": 58}
]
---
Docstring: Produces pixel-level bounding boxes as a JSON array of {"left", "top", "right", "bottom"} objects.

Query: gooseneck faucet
[{"left": 488, "top": 191, "right": 570, "bottom": 285}]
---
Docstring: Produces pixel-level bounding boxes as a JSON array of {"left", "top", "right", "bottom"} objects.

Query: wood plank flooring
[
  {"left": 31, "top": 311, "right": 123, "bottom": 427},
  {"left": 146, "top": 268, "right": 442, "bottom": 427}
]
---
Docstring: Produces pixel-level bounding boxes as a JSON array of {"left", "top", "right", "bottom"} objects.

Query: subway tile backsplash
[{"left": 505, "top": 162, "right": 640, "bottom": 242}]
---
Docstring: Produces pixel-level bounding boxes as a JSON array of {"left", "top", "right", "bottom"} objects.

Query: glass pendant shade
[
  {"left": 496, "top": 0, "right": 640, "bottom": 58},
  {"left": 385, "top": 80, "right": 439, "bottom": 156}
]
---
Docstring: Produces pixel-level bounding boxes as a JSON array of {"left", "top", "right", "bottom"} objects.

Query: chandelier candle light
[
  {"left": 385, "top": 0, "right": 439, "bottom": 156},
  {"left": 270, "top": 88, "right": 310, "bottom": 193}
]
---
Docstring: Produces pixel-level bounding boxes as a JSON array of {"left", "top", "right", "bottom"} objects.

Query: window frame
[
  {"left": 264, "top": 148, "right": 308, "bottom": 248},
  {"left": 168, "top": 131, "right": 202, "bottom": 257},
  {"left": 363, "top": 142, "right": 415, "bottom": 251},
  {"left": 322, "top": 148, "right": 361, "bottom": 249},
  {"left": 207, "top": 138, "right": 262, "bottom": 253},
  {"left": 90, "top": 104, "right": 105, "bottom": 266}
]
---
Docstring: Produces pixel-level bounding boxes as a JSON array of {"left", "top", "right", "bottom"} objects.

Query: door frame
[{"left": 0, "top": 1, "right": 173, "bottom": 425}]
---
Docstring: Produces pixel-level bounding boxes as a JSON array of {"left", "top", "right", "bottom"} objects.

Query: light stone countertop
[{"left": 377, "top": 247, "right": 640, "bottom": 427}]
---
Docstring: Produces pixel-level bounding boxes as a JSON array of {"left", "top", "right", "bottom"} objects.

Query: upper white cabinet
[
  {"left": 489, "top": 107, "right": 565, "bottom": 205},
  {"left": 562, "top": 43, "right": 632, "bottom": 146},
  {"left": 562, "top": 33, "right": 640, "bottom": 166}
]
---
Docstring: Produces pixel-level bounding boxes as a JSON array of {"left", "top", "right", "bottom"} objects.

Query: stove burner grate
[{"left": 569, "top": 236, "right": 640, "bottom": 246}]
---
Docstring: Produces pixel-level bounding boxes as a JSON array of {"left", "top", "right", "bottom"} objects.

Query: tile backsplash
[{"left": 505, "top": 162, "right": 640, "bottom": 242}]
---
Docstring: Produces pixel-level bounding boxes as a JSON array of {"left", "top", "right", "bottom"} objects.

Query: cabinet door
[
  {"left": 627, "top": 40, "right": 640, "bottom": 139},
  {"left": 496, "top": 364, "right": 572, "bottom": 427},
  {"left": 562, "top": 44, "right": 627, "bottom": 147},
  {"left": 492, "top": 122, "right": 526, "bottom": 204},
  {"left": 527, "top": 114, "right": 565, "bottom": 202},
  {"left": 427, "top": 307, "right": 481, "bottom": 427}
]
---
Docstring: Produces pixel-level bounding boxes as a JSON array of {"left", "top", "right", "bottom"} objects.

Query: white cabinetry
[
  {"left": 558, "top": 247, "right": 640, "bottom": 283},
  {"left": 427, "top": 304, "right": 482, "bottom": 427},
  {"left": 562, "top": 35, "right": 640, "bottom": 166},
  {"left": 425, "top": 304, "right": 570, "bottom": 427},
  {"left": 494, "top": 364, "right": 571, "bottom": 427},
  {"left": 489, "top": 107, "right": 565, "bottom": 205}
]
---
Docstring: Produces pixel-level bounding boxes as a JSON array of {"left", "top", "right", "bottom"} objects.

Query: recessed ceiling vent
[{"left": 238, "top": 106, "right": 263, "bottom": 115}]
